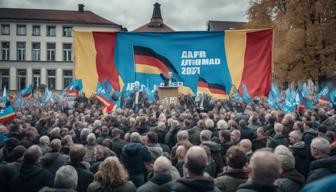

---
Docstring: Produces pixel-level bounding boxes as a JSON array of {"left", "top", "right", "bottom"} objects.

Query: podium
[{"left": 158, "top": 86, "right": 179, "bottom": 108}]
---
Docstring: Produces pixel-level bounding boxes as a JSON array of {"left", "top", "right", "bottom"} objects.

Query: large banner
[{"left": 74, "top": 29, "right": 272, "bottom": 98}]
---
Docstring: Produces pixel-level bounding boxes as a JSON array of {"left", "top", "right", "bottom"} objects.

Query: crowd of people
[{"left": 0, "top": 92, "right": 336, "bottom": 192}]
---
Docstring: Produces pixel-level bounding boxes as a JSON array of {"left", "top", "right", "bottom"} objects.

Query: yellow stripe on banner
[
  {"left": 135, "top": 64, "right": 161, "bottom": 74},
  {"left": 119, "top": 75, "right": 124, "bottom": 91},
  {"left": 178, "top": 86, "right": 195, "bottom": 95},
  {"left": 74, "top": 31, "right": 98, "bottom": 96},
  {"left": 224, "top": 30, "right": 247, "bottom": 94},
  {"left": 198, "top": 87, "right": 229, "bottom": 100},
  {"left": 0, "top": 112, "right": 16, "bottom": 119}
]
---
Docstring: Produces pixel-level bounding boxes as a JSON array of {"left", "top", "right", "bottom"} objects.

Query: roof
[
  {"left": 133, "top": 22, "right": 174, "bottom": 32},
  {"left": 208, "top": 20, "right": 247, "bottom": 31},
  {"left": 0, "top": 8, "right": 122, "bottom": 28}
]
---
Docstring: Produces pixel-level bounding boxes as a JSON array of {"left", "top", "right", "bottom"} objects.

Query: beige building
[{"left": 0, "top": 4, "right": 123, "bottom": 92}]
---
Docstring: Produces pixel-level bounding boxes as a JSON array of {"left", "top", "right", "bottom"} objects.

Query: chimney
[
  {"left": 78, "top": 4, "right": 84, "bottom": 12},
  {"left": 151, "top": 3, "right": 163, "bottom": 23}
]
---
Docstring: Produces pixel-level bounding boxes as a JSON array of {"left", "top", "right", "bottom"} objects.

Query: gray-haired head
[
  {"left": 153, "top": 156, "right": 172, "bottom": 175},
  {"left": 130, "top": 132, "right": 141, "bottom": 143},
  {"left": 249, "top": 150, "right": 280, "bottom": 185},
  {"left": 54, "top": 165, "right": 78, "bottom": 189},
  {"left": 310, "top": 137, "right": 331, "bottom": 159},
  {"left": 39, "top": 135, "right": 50, "bottom": 146},
  {"left": 205, "top": 119, "right": 214, "bottom": 129},
  {"left": 177, "top": 130, "right": 189, "bottom": 142},
  {"left": 86, "top": 133, "right": 96, "bottom": 145},
  {"left": 274, "top": 145, "right": 295, "bottom": 171},
  {"left": 200, "top": 130, "right": 212, "bottom": 142},
  {"left": 217, "top": 120, "right": 228, "bottom": 130}
]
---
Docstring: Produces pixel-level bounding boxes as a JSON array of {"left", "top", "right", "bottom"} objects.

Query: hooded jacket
[
  {"left": 121, "top": 143, "right": 152, "bottom": 176},
  {"left": 41, "top": 152, "right": 69, "bottom": 179},
  {"left": 10, "top": 163, "right": 53, "bottom": 192}
]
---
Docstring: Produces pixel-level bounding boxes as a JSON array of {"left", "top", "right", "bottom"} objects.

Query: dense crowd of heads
[{"left": 0, "top": 94, "right": 336, "bottom": 192}]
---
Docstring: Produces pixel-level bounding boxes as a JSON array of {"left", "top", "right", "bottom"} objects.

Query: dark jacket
[
  {"left": 302, "top": 129, "right": 317, "bottom": 148},
  {"left": 87, "top": 181, "right": 136, "bottom": 192},
  {"left": 266, "top": 134, "right": 288, "bottom": 149},
  {"left": 307, "top": 155, "right": 336, "bottom": 183},
  {"left": 215, "top": 168, "right": 248, "bottom": 192},
  {"left": 0, "top": 161, "right": 22, "bottom": 192},
  {"left": 41, "top": 152, "right": 69, "bottom": 179},
  {"left": 121, "top": 143, "right": 152, "bottom": 176},
  {"left": 68, "top": 162, "right": 94, "bottom": 192},
  {"left": 239, "top": 127, "right": 255, "bottom": 141},
  {"left": 237, "top": 181, "right": 280, "bottom": 192},
  {"left": 290, "top": 142, "right": 310, "bottom": 177},
  {"left": 10, "top": 163, "right": 53, "bottom": 192},
  {"left": 137, "top": 174, "right": 174, "bottom": 192},
  {"left": 39, "top": 186, "right": 77, "bottom": 192},
  {"left": 111, "top": 137, "right": 127, "bottom": 157},
  {"left": 252, "top": 137, "right": 267, "bottom": 151},
  {"left": 274, "top": 168, "right": 305, "bottom": 192},
  {"left": 172, "top": 177, "right": 221, "bottom": 192},
  {"left": 89, "top": 158, "right": 104, "bottom": 174}
]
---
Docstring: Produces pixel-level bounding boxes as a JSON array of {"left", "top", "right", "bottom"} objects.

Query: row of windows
[
  {"left": 1, "top": 42, "right": 72, "bottom": 61},
  {"left": 0, "top": 24, "right": 72, "bottom": 37},
  {"left": 0, "top": 69, "right": 73, "bottom": 90}
]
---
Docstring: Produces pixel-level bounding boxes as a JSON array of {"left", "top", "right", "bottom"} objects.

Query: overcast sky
[{"left": 0, "top": 0, "right": 250, "bottom": 31}]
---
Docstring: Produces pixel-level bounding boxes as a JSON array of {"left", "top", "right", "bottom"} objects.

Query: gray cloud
[{"left": 0, "top": 0, "right": 249, "bottom": 31}]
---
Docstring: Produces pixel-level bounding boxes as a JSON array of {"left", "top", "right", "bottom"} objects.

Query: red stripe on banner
[
  {"left": 0, "top": 114, "right": 16, "bottom": 123},
  {"left": 93, "top": 32, "right": 121, "bottom": 91},
  {"left": 23, "top": 93, "right": 32, "bottom": 99},
  {"left": 209, "top": 88, "right": 226, "bottom": 95},
  {"left": 240, "top": 29, "right": 272, "bottom": 97},
  {"left": 134, "top": 55, "right": 170, "bottom": 75},
  {"left": 198, "top": 81, "right": 208, "bottom": 88}
]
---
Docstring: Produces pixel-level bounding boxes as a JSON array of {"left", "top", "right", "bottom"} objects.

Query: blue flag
[
  {"left": 282, "top": 88, "right": 296, "bottom": 112},
  {"left": 242, "top": 83, "right": 251, "bottom": 103},
  {"left": 20, "top": 85, "right": 33, "bottom": 99}
]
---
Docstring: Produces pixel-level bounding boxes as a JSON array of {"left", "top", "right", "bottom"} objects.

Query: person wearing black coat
[
  {"left": 121, "top": 132, "right": 152, "bottom": 187},
  {"left": 289, "top": 131, "right": 311, "bottom": 177},
  {"left": 111, "top": 128, "right": 128, "bottom": 157},
  {"left": 41, "top": 139, "right": 69, "bottom": 180},
  {"left": 67, "top": 144, "right": 93, "bottom": 192},
  {"left": 238, "top": 120, "right": 255, "bottom": 141},
  {"left": 9, "top": 145, "right": 53, "bottom": 192}
]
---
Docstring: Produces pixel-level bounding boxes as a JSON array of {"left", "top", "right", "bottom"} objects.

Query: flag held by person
[
  {"left": 0, "top": 87, "right": 16, "bottom": 123},
  {"left": 20, "top": 85, "right": 33, "bottom": 99},
  {"left": 96, "top": 81, "right": 118, "bottom": 113}
]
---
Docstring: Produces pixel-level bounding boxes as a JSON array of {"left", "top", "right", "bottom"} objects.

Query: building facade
[{"left": 0, "top": 4, "right": 123, "bottom": 92}]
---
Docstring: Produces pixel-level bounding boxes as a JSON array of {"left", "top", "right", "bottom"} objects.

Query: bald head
[
  {"left": 153, "top": 156, "right": 172, "bottom": 175},
  {"left": 185, "top": 146, "right": 208, "bottom": 176},
  {"left": 249, "top": 150, "right": 280, "bottom": 184}
]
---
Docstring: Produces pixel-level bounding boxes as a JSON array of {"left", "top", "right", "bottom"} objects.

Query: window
[
  {"left": 32, "top": 25, "right": 41, "bottom": 36},
  {"left": 16, "top": 24, "right": 26, "bottom": 36},
  {"left": 32, "top": 69, "right": 41, "bottom": 89},
  {"left": 17, "top": 69, "right": 26, "bottom": 91},
  {"left": 47, "top": 26, "right": 56, "bottom": 36},
  {"left": 63, "top": 70, "right": 73, "bottom": 88},
  {"left": 63, "top": 26, "right": 72, "bottom": 37},
  {"left": 0, "top": 69, "right": 9, "bottom": 90},
  {"left": 32, "top": 42, "right": 40, "bottom": 61},
  {"left": 16, "top": 42, "right": 26, "bottom": 61},
  {"left": 1, "top": 42, "right": 10, "bottom": 60},
  {"left": 1, "top": 24, "right": 10, "bottom": 35},
  {"left": 63, "top": 43, "right": 72, "bottom": 61},
  {"left": 47, "top": 70, "right": 56, "bottom": 90},
  {"left": 47, "top": 43, "right": 56, "bottom": 61}
]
